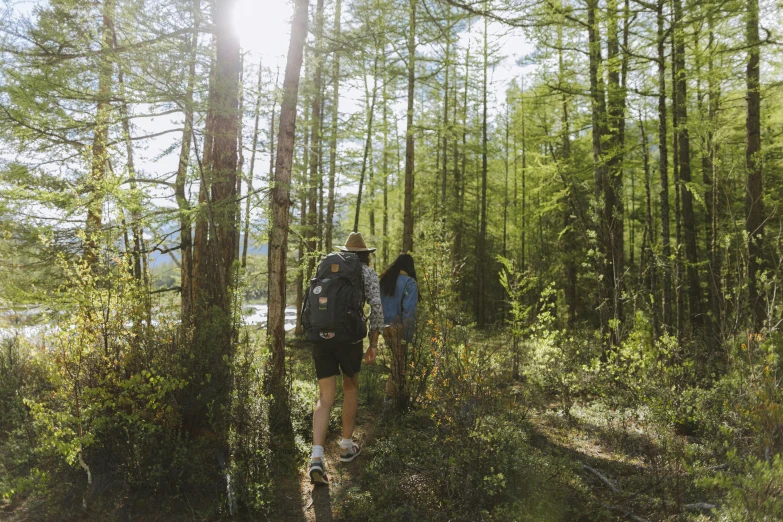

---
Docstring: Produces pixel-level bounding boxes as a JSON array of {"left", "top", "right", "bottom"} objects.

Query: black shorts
[{"left": 312, "top": 341, "right": 363, "bottom": 379}]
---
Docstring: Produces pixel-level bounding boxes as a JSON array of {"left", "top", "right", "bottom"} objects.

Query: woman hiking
[
  {"left": 379, "top": 253, "right": 420, "bottom": 410},
  {"left": 307, "top": 232, "right": 383, "bottom": 485}
]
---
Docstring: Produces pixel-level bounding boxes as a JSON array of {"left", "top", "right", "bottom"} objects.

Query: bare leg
[
  {"left": 313, "top": 376, "right": 336, "bottom": 448},
  {"left": 342, "top": 374, "right": 359, "bottom": 439}
]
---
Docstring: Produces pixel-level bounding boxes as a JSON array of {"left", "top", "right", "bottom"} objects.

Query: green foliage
[
  {"left": 524, "top": 285, "right": 599, "bottom": 415},
  {"left": 0, "top": 251, "right": 278, "bottom": 516},
  {"left": 229, "top": 336, "right": 274, "bottom": 517},
  {"left": 341, "top": 410, "right": 578, "bottom": 522},
  {"left": 400, "top": 220, "right": 469, "bottom": 409},
  {"left": 701, "top": 453, "right": 783, "bottom": 521}
]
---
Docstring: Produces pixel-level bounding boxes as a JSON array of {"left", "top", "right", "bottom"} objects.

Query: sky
[
  {"left": 137, "top": 0, "right": 536, "bottom": 208},
  {"left": 4, "top": 0, "right": 537, "bottom": 269},
  {"left": 227, "top": 0, "right": 536, "bottom": 186}
]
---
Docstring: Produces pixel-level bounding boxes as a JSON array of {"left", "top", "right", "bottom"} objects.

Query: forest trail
[
  {"left": 277, "top": 380, "right": 673, "bottom": 522},
  {"left": 304, "top": 407, "right": 377, "bottom": 522},
  {"left": 275, "top": 401, "right": 380, "bottom": 522}
]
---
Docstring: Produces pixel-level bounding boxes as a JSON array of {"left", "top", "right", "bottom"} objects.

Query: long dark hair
[
  {"left": 379, "top": 253, "right": 419, "bottom": 298},
  {"left": 357, "top": 251, "right": 372, "bottom": 265}
]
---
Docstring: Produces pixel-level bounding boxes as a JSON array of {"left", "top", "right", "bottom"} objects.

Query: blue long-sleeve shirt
[{"left": 381, "top": 274, "right": 418, "bottom": 342}]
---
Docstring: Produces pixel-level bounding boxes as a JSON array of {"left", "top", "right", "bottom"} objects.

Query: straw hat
[{"left": 339, "top": 232, "right": 376, "bottom": 253}]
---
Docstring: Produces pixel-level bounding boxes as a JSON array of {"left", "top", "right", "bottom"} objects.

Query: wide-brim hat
[{"left": 339, "top": 232, "right": 376, "bottom": 253}]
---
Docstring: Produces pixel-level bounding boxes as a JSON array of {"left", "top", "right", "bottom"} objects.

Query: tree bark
[
  {"left": 85, "top": 0, "right": 116, "bottom": 267},
  {"left": 706, "top": 13, "right": 722, "bottom": 327},
  {"left": 243, "top": 58, "right": 264, "bottom": 268},
  {"left": 520, "top": 81, "right": 526, "bottom": 272},
  {"left": 295, "top": 58, "right": 310, "bottom": 338},
  {"left": 441, "top": 10, "right": 451, "bottom": 214},
  {"left": 192, "top": 43, "right": 215, "bottom": 307},
  {"left": 745, "top": 0, "right": 765, "bottom": 329},
  {"left": 175, "top": 0, "right": 200, "bottom": 322},
  {"left": 673, "top": 0, "right": 702, "bottom": 326},
  {"left": 269, "top": 67, "right": 278, "bottom": 186},
  {"left": 455, "top": 29, "right": 469, "bottom": 264},
  {"left": 558, "top": 28, "right": 577, "bottom": 326},
  {"left": 266, "top": 0, "right": 308, "bottom": 403},
  {"left": 186, "top": 0, "right": 241, "bottom": 438},
  {"left": 115, "top": 37, "right": 144, "bottom": 284},
  {"left": 605, "top": 0, "right": 625, "bottom": 343},
  {"left": 503, "top": 103, "right": 509, "bottom": 258},
  {"left": 209, "top": 0, "right": 241, "bottom": 298},
  {"left": 640, "top": 115, "right": 659, "bottom": 339},
  {"left": 307, "top": 0, "right": 325, "bottom": 279},
  {"left": 325, "top": 0, "right": 342, "bottom": 253},
  {"left": 657, "top": 0, "right": 672, "bottom": 332},
  {"left": 402, "top": 0, "right": 416, "bottom": 253},
  {"left": 382, "top": 50, "right": 390, "bottom": 268},
  {"left": 478, "top": 5, "right": 488, "bottom": 328},
  {"left": 354, "top": 53, "right": 378, "bottom": 232},
  {"left": 587, "top": 0, "right": 614, "bottom": 345}
]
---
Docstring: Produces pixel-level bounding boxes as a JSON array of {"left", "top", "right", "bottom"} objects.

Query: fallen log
[
  {"left": 684, "top": 502, "right": 718, "bottom": 512},
  {"left": 583, "top": 463, "right": 620, "bottom": 493}
]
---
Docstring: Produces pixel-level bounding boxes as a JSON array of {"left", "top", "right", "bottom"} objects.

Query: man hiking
[{"left": 304, "top": 232, "right": 383, "bottom": 485}]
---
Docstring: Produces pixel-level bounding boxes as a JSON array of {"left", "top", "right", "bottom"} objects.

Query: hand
[{"left": 364, "top": 345, "right": 377, "bottom": 364}]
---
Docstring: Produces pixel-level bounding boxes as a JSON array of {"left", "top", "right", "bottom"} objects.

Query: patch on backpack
[
  {"left": 331, "top": 264, "right": 340, "bottom": 273},
  {"left": 319, "top": 332, "right": 335, "bottom": 340},
  {"left": 319, "top": 297, "right": 328, "bottom": 310},
  {"left": 313, "top": 286, "right": 323, "bottom": 295}
]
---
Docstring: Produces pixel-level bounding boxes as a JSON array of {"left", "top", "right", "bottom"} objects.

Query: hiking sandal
[
  {"left": 309, "top": 458, "right": 328, "bottom": 485},
  {"left": 339, "top": 441, "right": 361, "bottom": 463}
]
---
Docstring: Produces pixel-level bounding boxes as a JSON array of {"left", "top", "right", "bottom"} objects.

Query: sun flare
[{"left": 233, "top": 0, "right": 293, "bottom": 58}]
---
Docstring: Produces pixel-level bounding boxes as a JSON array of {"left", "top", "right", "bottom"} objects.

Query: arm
[
  {"left": 365, "top": 330, "right": 380, "bottom": 364},
  {"left": 363, "top": 266, "right": 384, "bottom": 363}
]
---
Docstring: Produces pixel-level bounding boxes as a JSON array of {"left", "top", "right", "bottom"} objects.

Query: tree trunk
[
  {"left": 192, "top": 43, "right": 215, "bottom": 307},
  {"left": 478, "top": 6, "right": 488, "bottom": 328},
  {"left": 745, "top": 0, "right": 765, "bottom": 329},
  {"left": 382, "top": 50, "right": 390, "bottom": 268},
  {"left": 85, "top": 0, "right": 116, "bottom": 266},
  {"left": 269, "top": 67, "right": 278, "bottom": 185},
  {"left": 308, "top": 0, "right": 325, "bottom": 279},
  {"left": 210, "top": 0, "right": 241, "bottom": 296},
  {"left": 325, "top": 0, "right": 342, "bottom": 253},
  {"left": 657, "top": 0, "right": 672, "bottom": 333},
  {"left": 605, "top": 0, "right": 625, "bottom": 343},
  {"left": 441, "top": 12, "right": 451, "bottom": 214},
  {"left": 401, "top": 0, "right": 416, "bottom": 253},
  {"left": 115, "top": 41, "right": 143, "bottom": 284},
  {"left": 706, "top": 13, "right": 722, "bottom": 327},
  {"left": 455, "top": 29, "right": 469, "bottom": 264},
  {"left": 587, "top": 0, "right": 613, "bottom": 345},
  {"left": 176, "top": 0, "right": 200, "bottom": 322},
  {"left": 318, "top": 81, "right": 326, "bottom": 253},
  {"left": 558, "top": 30, "right": 577, "bottom": 326},
  {"left": 520, "top": 82, "right": 526, "bottom": 272},
  {"left": 503, "top": 103, "right": 509, "bottom": 258},
  {"left": 187, "top": 0, "right": 241, "bottom": 438},
  {"left": 266, "top": 0, "right": 308, "bottom": 404},
  {"left": 265, "top": 66, "right": 279, "bottom": 301},
  {"left": 243, "top": 58, "right": 264, "bottom": 268},
  {"left": 353, "top": 54, "right": 378, "bottom": 232},
  {"left": 295, "top": 62, "right": 310, "bottom": 338},
  {"left": 673, "top": 0, "right": 702, "bottom": 326},
  {"left": 640, "top": 116, "right": 659, "bottom": 339},
  {"left": 670, "top": 13, "right": 684, "bottom": 338}
]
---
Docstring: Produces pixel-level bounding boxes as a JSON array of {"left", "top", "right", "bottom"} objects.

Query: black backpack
[{"left": 302, "top": 252, "right": 368, "bottom": 344}]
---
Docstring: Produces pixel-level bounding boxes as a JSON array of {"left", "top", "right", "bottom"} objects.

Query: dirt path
[
  {"left": 275, "top": 406, "right": 379, "bottom": 522},
  {"left": 302, "top": 407, "right": 378, "bottom": 522}
]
